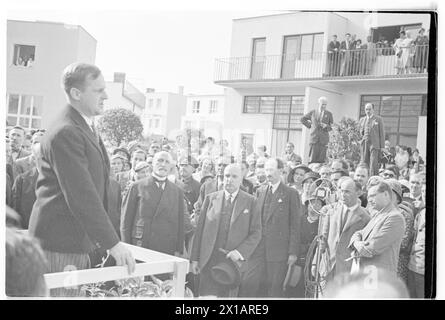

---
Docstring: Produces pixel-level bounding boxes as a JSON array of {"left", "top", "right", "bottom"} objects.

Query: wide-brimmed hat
[
  {"left": 283, "top": 264, "right": 303, "bottom": 288},
  {"left": 134, "top": 161, "right": 150, "bottom": 172},
  {"left": 210, "top": 254, "right": 241, "bottom": 289},
  {"left": 287, "top": 164, "right": 311, "bottom": 183},
  {"left": 302, "top": 171, "right": 320, "bottom": 185}
]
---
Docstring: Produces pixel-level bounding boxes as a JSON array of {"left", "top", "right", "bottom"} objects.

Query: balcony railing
[{"left": 214, "top": 45, "right": 429, "bottom": 82}]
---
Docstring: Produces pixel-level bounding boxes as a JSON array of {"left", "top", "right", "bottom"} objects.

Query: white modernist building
[
  {"left": 142, "top": 87, "right": 187, "bottom": 138},
  {"left": 181, "top": 93, "right": 225, "bottom": 140},
  {"left": 6, "top": 19, "right": 97, "bottom": 131},
  {"left": 104, "top": 72, "right": 146, "bottom": 117},
  {"left": 214, "top": 12, "right": 430, "bottom": 161}
]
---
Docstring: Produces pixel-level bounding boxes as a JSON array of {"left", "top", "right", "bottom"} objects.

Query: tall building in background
[
  {"left": 142, "top": 87, "right": 187, "bottom": 139},
  {"left": 214, "top": 12, "right": 429, "bottom": 160},
  {"left": 6, "top": 20, "right": 97, "bottom": 131}
]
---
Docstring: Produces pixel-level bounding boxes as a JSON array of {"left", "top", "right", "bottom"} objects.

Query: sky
[{"left": 6, "top": 8, "right": 286, "bottom": 95}]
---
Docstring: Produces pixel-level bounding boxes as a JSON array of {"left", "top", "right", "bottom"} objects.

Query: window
[
  {"left": 156, "top": 99, "right": 162, "bottom": 109},
  {"left": 148, "top": 99, "right": 153, "bottom": 108},
  {"left": 155, "top": 119, "right": 160, "bottom": 128},
  {"left": 13, "top": 44, "right": 36, "bottom": 67},
  {"left": 243, "top": 95, "right": 305, "bottom": 130},
  {"left": 360, "top": 94, "right": 426, "bottom": 147},
  {"left": 7, "top": 94, "right": 43, "bottom": 130},
  {"left": 281, "top": 33, "right": 324, "bottom": 78},
  {"left": 192, "top": 101, "right": 200, "bottom": 113},
  {"left": 209, "top": 100, "right": 218, "bottom": 114},
  {"left": 148, "top": 119, "right": 153, "bottom": 128}
]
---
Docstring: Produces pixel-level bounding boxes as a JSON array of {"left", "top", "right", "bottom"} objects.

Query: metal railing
[{"left": 214, "top": 45, "right": 429, "bottom": 82}]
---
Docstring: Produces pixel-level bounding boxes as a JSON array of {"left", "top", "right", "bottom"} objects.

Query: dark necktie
[
  {"left": 341, "top": 208, "right": 350, "bottom": 231},
  {"left": 91, "top": 123, "right": 100, "bottom": 144}
]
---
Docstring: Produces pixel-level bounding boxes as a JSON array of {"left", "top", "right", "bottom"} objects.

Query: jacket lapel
[
  {"left": 342, "top": 206, "right": 365, "bottom": 233},
  {"left": 153, "top": 180, "right": 172, "bottom": 219}
]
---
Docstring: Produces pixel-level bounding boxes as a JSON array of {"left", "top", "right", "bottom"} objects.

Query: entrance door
[{"left": 250, "top": 38, "right": 266, "bottom": 79}]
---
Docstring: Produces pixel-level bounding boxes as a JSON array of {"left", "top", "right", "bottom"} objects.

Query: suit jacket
[
  {"left": 194, "top": 177, "right": 224, "bottom": 215},
  {"left": 328, "top": 40, "right": 340, "bottom": 53},
  {"left": 121, "top": 177, "right": 185, "bottom": 255},
  {"left": 29, "top": 105, "right": 119, "bottom": 254},
  {"left": 349, "top": 205, "right": 405, "bottom": 273},
  {"left": 253, "top": 182, "right": 302, "bottom": 262},
  {"left": 12, "top": 166, "right": 39, "bottom": 229},
  {"left": 108, "top": 178, "right": 122, "bottom": 236},
  {"left": 300, "top": 109, "right": 334, "bottom": 145},
  {"left": 321, "top": 203, "right": 370, "bottom": 275},
  {"left": 14, "top": 154, "right": 35, "bottom": 176},
  {"left": 176, "top": 177, "right": 201, "bottom": 213},
  {"left": 359, "top": 114, "right": 385, "bottom": 150},
  {"left": 8, "top": 148, "right": 31, "bottom": 182},
  {"left": 190, "top": 189, "right": 262, "bottom": 271}
]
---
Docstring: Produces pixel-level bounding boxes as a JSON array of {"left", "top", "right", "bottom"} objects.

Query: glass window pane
[
  {"left": 8, "top": 94, "right": 19, "bottom": 114},
  {"left": 273, "top": 114, "right": 289, "bottom": 129},
  {"left": 253, "top": 39, "right": 266, "bottom": 62},
  {"left": 284, "top": 37, "right": 300, "bottom": 61},
  {"left": 19, "top": 117, "right": 30, "bottom": 128},
  {"left": 399, "top": 117, "right": 419, "bottom": 134},
  {"left": 31, "top": 118, "right": 41, "bottom": 129},
  {"left": 398, "top": 135, "right": 417, "bottom": 147},
  {"left": 244, "top": 97, "right": 260, "bottom": 113},
  {"left": 289, "top": 115, "right": 302, "bottom": 129},
  {"left": 300, "top": 35, "right": 313, "bottom": 60},
  {"left": 383, "top": 117, "right": 399, "bottom": 133},
  {"left": 291, "top": 96, "right": 305, "bottom": 114},
  {"left": 7, "top": 116, "right": 17, "bottom": 126},
  {"left": 312, "top": 34, "right": 324, "bottom": 58},
  {"left": 260, "top": 97, "right": 275, "bottom": 114},
  {"left": 33, "top": 96, "right": 43, "bottom": 116},
  {"left": 274, "top": 97, "right": 290, "bottom": 114},
  {"left": 20, "top": 95, "right": 32, "bottom": 115}
]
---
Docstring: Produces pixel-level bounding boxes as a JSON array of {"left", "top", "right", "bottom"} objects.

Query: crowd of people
[
  {"left": 326, "top": 28, "right": 429, "bottom": 77},
  {"left": 5, "top": 62, "right": 428, "bottom": 299}
]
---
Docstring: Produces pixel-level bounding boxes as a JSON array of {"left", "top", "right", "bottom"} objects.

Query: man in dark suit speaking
[
  {"left": 359, "top": 103, "right": 385, "bottom": 176},
  {"left": 300, "top": 96, "right": 334, "bottom": 164},
  {"left": 29, "top": 63, "right": 135, "bottom": 296}
]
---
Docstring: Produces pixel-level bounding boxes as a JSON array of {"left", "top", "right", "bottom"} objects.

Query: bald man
[
  {"left": 300, "top": 96, "right": 334, "bottom": 164},
  {"left": 190, "top": 164, "right": 261, "bottom": 297},
  {"left": 121, "top": 151, "right": 187, "bottom": 257}
]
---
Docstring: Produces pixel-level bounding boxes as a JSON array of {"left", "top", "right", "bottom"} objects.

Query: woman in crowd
[
  {"left": 287, "top": 164, "right": 311, "bottom": 195},
  {"left": 393, "top": 30, "right": 414, "bottom": 75},
  {"left": 192, "top": 156, "right": 214, "bottom": 183},
  {"left": 110, "top": 154, "right": 126, "bottom": 179}
]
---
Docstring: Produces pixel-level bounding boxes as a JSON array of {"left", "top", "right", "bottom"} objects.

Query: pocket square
[
  {"left": 243, "top": 209, "right": 249, "bottom": 214},
  {"left": 278, "top": 198, "right": 283, "bottom": 203}
]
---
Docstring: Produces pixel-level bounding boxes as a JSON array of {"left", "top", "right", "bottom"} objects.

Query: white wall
[{"left": 7, "top": 20, "right": 96, "bottom": 129}]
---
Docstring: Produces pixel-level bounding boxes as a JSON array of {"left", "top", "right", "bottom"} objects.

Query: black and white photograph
[{"left": 2, "top": 0, "right": 439, "bottom": 303}]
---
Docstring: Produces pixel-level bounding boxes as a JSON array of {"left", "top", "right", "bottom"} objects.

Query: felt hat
[
  {"left": 210, "top": 253, "right": 241, "bottom": 289},
  {"left": 386, "top": 178, "right": 403, "bottom": 203},
  {"left": 302, "top": 171, "right": 321, "bottom": 185},
  {"left": 283, "top": 264, "right": 303, "bottom": 288}
]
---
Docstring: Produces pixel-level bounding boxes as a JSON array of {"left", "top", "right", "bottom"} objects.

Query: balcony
[{"left": 214, "top": 45, "right": 428, "bottom": 83}]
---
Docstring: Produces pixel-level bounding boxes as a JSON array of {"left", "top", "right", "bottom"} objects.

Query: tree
[
  {"left": 327, "top": 117, "right": 362, "bottom": 164},
  {"left": 97, "top": 108, "right": 144, "bottom": 147}
]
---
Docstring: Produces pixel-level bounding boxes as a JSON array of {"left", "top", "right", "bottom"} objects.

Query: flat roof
[{"left": 7, "top": 19, "right": 97, "bottom": 42}]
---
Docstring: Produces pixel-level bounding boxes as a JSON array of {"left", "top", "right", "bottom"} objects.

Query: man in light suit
[
  {"left": 320, "top": 178, "right": 370, "bottom": 278},
  {"left": 241, "top": 158, "right": 302, "bottom": 297},
  {"left": 300, "top": 97, "right": 334, "bottom": 164},
  {"left": 121, "top": 151, "right": 189, "bottom": 258},
  {"left": 29, "top": 63, "right": 135, "bottom": 296},
  {"left": 348, "top": 181, "right": 405, "bottom": 275},
  {"left": 190, "top": 164, "right": 261, "bottom": 297},
  {"left": 359, "top": 103, "right": 385, "bottom": 176}
]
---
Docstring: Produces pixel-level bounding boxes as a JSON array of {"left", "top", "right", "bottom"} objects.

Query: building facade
[
  {"left": 214, "top": 12, "right": 430, "bottom": 161},
  {"left": 142, "top": 87, "right": 187, "bottom": 138},
  {"left": 6, "top": 20, "right": 97, "bottom": 131},
  {"left": 181, "top": 93, "right": 225, "bottom": 140},
  {"left": 104, "top": 72, "right": 146, "bottom": 117}
]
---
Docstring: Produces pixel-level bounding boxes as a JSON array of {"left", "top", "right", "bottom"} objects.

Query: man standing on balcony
[
  {"left": 328, "top": 35, "right": 341, "bottom": 76},
  {"left": 300, "top": 96, "right": 334, "bottom": 164},
  {"left": 359, "top": 103, "right": 385, "bottom": 176},
  {"left": 340, "top": 33, "right": 353, "bottom": 76}
]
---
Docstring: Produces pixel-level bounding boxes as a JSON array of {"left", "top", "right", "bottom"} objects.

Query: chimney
[
  {"left": 114, "top": 72, "right": 126, "bottom": 83},
  {"left": 178, "top": 86, "right": 184, "bottom": 95},
  {"left": 146, "top": 88, "right": 155, "bottom": 93}
]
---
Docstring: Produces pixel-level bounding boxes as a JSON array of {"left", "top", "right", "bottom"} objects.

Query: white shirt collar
[
  {"left": 270, "top": 180, "right": 281, "bottom": 194},
  {"left": 224, "top": 188, "right": 239, "bottom": 201},
  {"left": 78, "top": 110, "right": 94, "bottom": 128}
]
